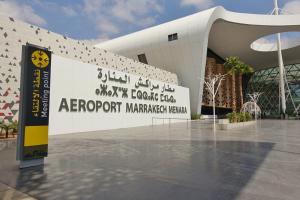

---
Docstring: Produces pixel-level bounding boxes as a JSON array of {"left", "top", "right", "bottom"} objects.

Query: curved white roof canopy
[{"left": 95, "top": 6, "right": 300, "bottom": 114}]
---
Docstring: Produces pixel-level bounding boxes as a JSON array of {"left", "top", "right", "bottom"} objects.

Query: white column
[{"left": 274, "top": 0, "right": 286, "bottom": 115}]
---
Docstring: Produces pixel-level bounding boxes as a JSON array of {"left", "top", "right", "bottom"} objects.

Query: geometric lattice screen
[{"left": 246, "top": 64, "right": 300, "bottom": 117}]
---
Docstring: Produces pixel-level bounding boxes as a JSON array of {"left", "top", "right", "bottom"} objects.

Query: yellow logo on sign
[{"left": 31, "top": 50, "right": 49, "bottom": 68}]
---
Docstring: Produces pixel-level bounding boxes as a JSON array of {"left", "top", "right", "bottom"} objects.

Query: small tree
[
  {"left": 224, "top": 56, "right": 253, "bottom": 111},
  {"left": 204, "top": 74, "right": 226, "bottom": 131},
  {"left": 0, "top": 122, "right": 9, "bottom": 138},
  {"left": 0, "top": 120, "right": 18, "bottom": 138},
  {"left": 247, "top": 92, "right": 262, "bottom": 120}
]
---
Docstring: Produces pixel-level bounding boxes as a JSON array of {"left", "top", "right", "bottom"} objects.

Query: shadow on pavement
[{"left": 0, "top": 138, "right": 274, "bottom": 200}]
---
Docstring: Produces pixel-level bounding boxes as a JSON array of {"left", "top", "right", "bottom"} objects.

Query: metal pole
[
  {"left": 274, "top": 0, "right": 287, "bottom": 117},
  {"left": 278, "top": 81, "right": 281, "bottom": 114},
  {"left": 254, "top": 101, "right": 257, "bottom": 120},
  {"left": 213, "top": 83, "right": 216, "bottom": 131}
]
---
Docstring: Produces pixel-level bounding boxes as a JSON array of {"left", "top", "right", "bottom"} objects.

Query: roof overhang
[{"left": 208, "top": 11, "right": 300, "bottom": 70}]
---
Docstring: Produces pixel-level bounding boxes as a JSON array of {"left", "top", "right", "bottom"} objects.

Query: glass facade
[{"left": 246, "top": 64, "right": 300, "bottom": 117}]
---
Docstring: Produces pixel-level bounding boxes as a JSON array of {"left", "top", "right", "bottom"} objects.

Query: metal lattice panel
[
  {"left": 202, "top": 57, "right": 242, "bottom": 111},
  {"left": 246, "top": 64, "right": 300, "bottom": 116}
]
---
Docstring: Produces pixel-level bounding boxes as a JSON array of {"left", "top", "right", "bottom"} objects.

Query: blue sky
[{"left": 0, "top": 0, "right": 300, "bottom": 43}]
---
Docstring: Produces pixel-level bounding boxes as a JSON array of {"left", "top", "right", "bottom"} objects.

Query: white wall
[
  {"left": 0, "top": 15, "right": 178, "bottom": 122},
  {"left": 49, "top": 55, "right": 190, "bottom": 135},
  {"left": 95, "top": 8, "right": 217, "bottom": 114}
]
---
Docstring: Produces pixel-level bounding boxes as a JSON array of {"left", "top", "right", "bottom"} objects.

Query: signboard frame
[{"left": 17, "top": 44, "right": 52, "bottom": 168}]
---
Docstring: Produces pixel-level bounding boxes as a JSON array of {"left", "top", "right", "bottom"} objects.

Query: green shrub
[
  {"left": 227, "top": 112, "right": 252, "bottom": 123},
  {"left": 226, "top": 112, "right": 237, "bottom": 123},
  {"left": 0, "top": 120, "right": 18, "bottom": 138},
  {"left": 9, "top": 121, "right": 18, "bottom": 132},
  {"left": 226, "top": 113, "right": 232, "bottom": 122},
  {"left": 239, "top": 112, "right": 247, "bottom": 122},
  {"left": 245, "top": 112, "right": 252, "bottom": 121},
  {"left": 191, "top": 114, "right": 202, "bottom": 120}
]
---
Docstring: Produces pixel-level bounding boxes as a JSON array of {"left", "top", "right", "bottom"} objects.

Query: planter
[{"left": 217, "top": 119, "right": 257, "bottom": 130}]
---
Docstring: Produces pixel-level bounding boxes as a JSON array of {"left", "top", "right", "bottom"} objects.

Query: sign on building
[
  {"left": 17, "top": 44, "right": 51, "bottom": 168},
  {"left": 49, "top": 55, "right": 190, "bottom": 135}
]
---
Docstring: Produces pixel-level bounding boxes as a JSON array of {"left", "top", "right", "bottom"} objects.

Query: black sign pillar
[{"left": 17, "top": 44, "right": 52, "bottom": 168}]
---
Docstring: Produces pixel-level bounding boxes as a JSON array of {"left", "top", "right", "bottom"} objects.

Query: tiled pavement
[
  {"left": 0, "top": 120, "right": 300, "bottom": 200},
  {"left": 0, "top": 182, "right": 35, "bottom": 200}
]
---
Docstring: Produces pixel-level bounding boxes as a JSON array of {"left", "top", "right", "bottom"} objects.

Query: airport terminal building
[
  {"left": 1, "top": 6, "right": 300, "bottom": 129},
  {"left": 96, "top": 6, "right": 300, "bottom": 116}
]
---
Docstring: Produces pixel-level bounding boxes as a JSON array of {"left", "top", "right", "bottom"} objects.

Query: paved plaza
[{"left": 0, "top": 120, "right": 300, "bottom": 200}]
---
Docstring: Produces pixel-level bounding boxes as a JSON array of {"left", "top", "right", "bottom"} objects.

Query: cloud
[
  {"left": 180, "top": 0, "right": 214, "bottom": 10},
  {"left": 136, "top": 17, "right": 156, "bottom": 27},
  {"left": 83, "top": 0, "right": 103, "bottom": 14},
  {"left": 81, "top": 0, "right": 164, "bottom": 43},
  {"left": 62, "top": 6, "right": 77, "bottom": 17},
  {"left": 83, "top": 0, "right": 163, "bottom": 26},
  {"left": 0, "top": 0, "right": 46, "bottom": 26},
  {"left": 110, "top": 0, "right": 163, "bottom": 25},
  {"left": 282, "top": 0, "right": 300, "bottom": 14},
  {"left": 96, "top": 17, "right": 120, "bottom": 34},
  {"left": 82, "top": 34, "right": 110, "bottom": 45},
  {"left": 32, "top": 0, "right": 79, "bottom": 18}
]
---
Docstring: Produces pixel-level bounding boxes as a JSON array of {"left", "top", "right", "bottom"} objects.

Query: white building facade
[
  {"left": 0, "top": 15, "right": 178, "bottom": 123},
  {"left": 96, "top": 6, "right": 300, "bottom": 114},
  {"left": 1, "top": 6, "right": 300, "bottom": 126}
]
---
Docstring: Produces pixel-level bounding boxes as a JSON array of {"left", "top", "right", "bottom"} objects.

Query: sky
[{"left": 0, "top": 0, "right": 300, "bottom": 43}]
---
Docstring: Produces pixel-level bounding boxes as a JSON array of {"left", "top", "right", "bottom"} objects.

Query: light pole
[{"left": 274, "top": 0, "right": 287, "bottom": 118}]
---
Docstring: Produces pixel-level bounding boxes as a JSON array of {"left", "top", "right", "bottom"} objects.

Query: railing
[{"left": 152, "top": 117, "right": 190, "bottom": 128}]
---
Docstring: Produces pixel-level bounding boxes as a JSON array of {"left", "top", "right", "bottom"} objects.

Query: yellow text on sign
[{"left": 24, "top": 126, "right": 48, "bottom": 146}]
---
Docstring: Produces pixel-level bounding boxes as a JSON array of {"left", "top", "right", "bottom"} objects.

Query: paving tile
[
  {"left": 0, "top": 183, "right": 10, "bottom": 192},
  {"left": 0, "top": 183, "right": 36, "bottom": 200},
  {"left": 0, "top": 120, "right": 299, "bottom": 200}
]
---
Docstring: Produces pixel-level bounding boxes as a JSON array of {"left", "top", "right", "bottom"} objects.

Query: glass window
[
  {"left": 168, "top": 33, "right": 178, "bottom": 41},
  {"left": 137, "top": 54, "right": 148, "bottom": 64}
]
